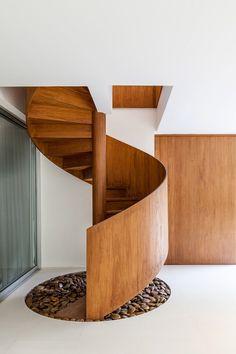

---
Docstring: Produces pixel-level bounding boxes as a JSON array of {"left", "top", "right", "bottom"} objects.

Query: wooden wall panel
[
  {"left": 112, "top": 86, "right": 162, "bottom": 108},
  {"left": 155, "top": 135, "right": 236, "bottom": 264}
]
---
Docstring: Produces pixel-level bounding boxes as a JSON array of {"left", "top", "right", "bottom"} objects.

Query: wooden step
[
  {"left": 65, "top": 165, "right": 91, "bottom": 172},
  {"left": 106, "top": 196, "right": 140, "bottom": 210},
  {"left": 83, "top": 167, "right": 93, "bottom": 182},
  {"left": 105, "top": 209, "right": 123, "bottom": 219},
  {"left": 48, "top": 156, "right": 64, "bottom": 168},
  {"left": 67, "top": 87, "right": 90, "bottom": 94},
  {"left": 106, "top": 186, "right": 128, "bottom": 198},
  {"left": 31, "top": 138, "right": 47, "bottom": 155},
  {"left": 28, "top": 104, "right": 92, "bottom": 124},
  {"left": 63, "top": 152, "right": 92, "bottom": 170},
  {"left": 30, "top": 122, "right": 92, "bottom": 139},
  {"left": 66, "top": 166, "right": 92, "bottom": 182},
  {"left": 83, "top": 167, "right": 93, "bottom": 180},
  {"left": 85, "top": 178, "right": 93, "bottom": 185},
  {"left": 66, "top": 168, "right": 84, "bottom": 179},
  {"left": 33, "top": 87, "right": 96, "bottom": 111},
  {"left": 42, "top": 138, "right": 92, "bottom": 157}
]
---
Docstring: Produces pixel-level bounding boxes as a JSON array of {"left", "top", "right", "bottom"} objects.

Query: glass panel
[{"left": 0, "top": 113, "right": 37, "bottom": 292}]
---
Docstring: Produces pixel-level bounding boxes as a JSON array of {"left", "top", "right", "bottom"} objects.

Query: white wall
[
  {"left": 107, "top": 109, "right": 156, "bottom": 156},
  {"left": 40, "top": 156, "right": 92, "bottom": 267}
]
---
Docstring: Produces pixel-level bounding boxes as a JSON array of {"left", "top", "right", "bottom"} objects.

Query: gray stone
[
  {"left": 25, "top": 272, "right": 170, "bottom": 322},
  {"left": 111, "top": 313, "right": 121, "bottom": 320}
]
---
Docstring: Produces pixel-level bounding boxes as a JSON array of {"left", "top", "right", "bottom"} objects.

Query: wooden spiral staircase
[{"left": 26, "top": 87, "right": 168, "bottom": 320}]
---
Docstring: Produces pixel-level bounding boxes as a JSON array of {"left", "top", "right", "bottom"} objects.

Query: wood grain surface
[
  {"left": 155, "top": 134, "right": 236, "bottom": 264},
  {"left": 92, "top": 112, "right": 106, "bottom": 224},
  {"left": 113, "top": 86, "right": 162, "bottom": 108},
  {"left": 86, "top": 137, "right": 168, "bottom": 320}
]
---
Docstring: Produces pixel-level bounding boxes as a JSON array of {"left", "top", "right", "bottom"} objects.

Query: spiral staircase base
[{"left": 25, "top": 272, "right": 171, "bottom": 322}]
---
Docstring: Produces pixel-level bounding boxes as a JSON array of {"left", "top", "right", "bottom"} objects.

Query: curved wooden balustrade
[
  {"left": 86, "top": 136, "right": 168, "bottom": 319},
  {"left": 26, "top": 87, "right": 168, "bottom": 321}
]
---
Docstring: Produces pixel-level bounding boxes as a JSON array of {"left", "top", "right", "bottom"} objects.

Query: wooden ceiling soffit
[{"left": 112, "top": 86, "right": 162, "bottom": 108}]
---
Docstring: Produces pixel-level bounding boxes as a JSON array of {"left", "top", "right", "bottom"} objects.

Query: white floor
[{"left": 0, "top": 266, "right": 236, "bottom": 354}]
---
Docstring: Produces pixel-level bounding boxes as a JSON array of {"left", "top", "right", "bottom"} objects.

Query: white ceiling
[{"left": 1, "top": 0, "right": 236, "bottom": 132}]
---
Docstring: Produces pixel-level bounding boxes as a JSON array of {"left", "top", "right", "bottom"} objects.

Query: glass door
[{"left": 0, "top": 111, "right": 37, "bottom": 294}]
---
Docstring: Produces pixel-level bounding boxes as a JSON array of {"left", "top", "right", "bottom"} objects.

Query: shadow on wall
[{"left": 0, "top": 88, "right": 26, "bottom": 114}]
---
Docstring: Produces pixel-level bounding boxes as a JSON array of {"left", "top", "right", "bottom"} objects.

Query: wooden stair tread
[
  {"left": 66, "top": 166, "right": 92, "bottom": 181},
  {"left": 83, "top": 167, "right": 92, "bottom": 179},
  {"left": 106, "top": 196, "right": 139, "bottom": 210},
  {"left": 85, "top": 178, "right": 93, "bottom": 183},
  {"left": 30, "top": 122, "right": 92, "bottom": 139},
  {"left": 42, "top": 138, "right": 92, "bottom": 156},
  {"left": 66, "top": 169, "right": 84, "bottom": 179},
  {"left": 105, "top": 208, "right": 125, "bottom": 219},
  {"left": 47, "top": 156, "right": 63, "bottom": 168},
  {"left": 106, "top": 186, "right": 128, "bottom": 198},
  {"left": 33, "top": 87, "right": 96, "bottom": 111},
  {"left": 84, "top": 165, "right": 93, "bottom": 184},
  {"left": 65, "top": 165, "right": 91, "bottom": 171},
  {"left": 63, "top": 152, "right": 92, "bottom": 169},
  {"left": 27, "top": 87, "right": 95, "bottom": 185},
  {"left": 68, "top": 87, "right": 91, "bottom": 94},
  {"left": 106, "top": 196, "right": 140, "bottom": 201},
  {"left": 28, "top": 104, "right": 92, "bottom": 124},
  {"left": 105, "top": 209, "right": 123, "bottom": 215}
]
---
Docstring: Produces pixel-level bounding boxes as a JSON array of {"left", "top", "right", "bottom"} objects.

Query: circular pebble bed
[{"left": 25, "top": 272, "right": 171, "bottom": 321}]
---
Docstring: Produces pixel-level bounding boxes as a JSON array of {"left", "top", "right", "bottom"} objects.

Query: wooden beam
[{"left": 92, "top": 112, "right": 106, "bottom": 224}]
